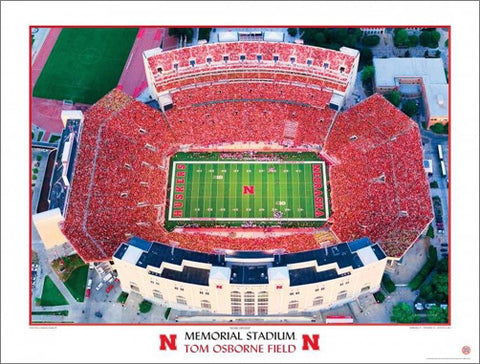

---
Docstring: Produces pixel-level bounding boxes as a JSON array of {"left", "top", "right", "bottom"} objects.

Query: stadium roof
[{"left": 114, "top": 237, "right": 386, "bottom": 286}]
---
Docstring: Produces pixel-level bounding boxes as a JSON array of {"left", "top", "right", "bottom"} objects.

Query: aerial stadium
[{"left": 44, "top": 38, "right": 433, "bottom": 316}]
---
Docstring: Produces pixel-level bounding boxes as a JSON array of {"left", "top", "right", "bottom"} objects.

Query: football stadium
[{"left": 42, "top": 35, "right": 434, "bottom": 316}]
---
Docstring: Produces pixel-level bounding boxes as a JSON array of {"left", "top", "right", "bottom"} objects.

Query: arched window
[
  {"left": 231, "top": 291, "right": 241, "bottom": 315},
  {"left": 361, "top": 284, "right": 371, "bottom": 293},
  {"left": 200, "top": 300, "right": 211, "bottom": 310},
  {"left": 257, "top": 291, "right": 268, "bottom": 315},
  {"left": 288, "top": 300, "right": 299, "bottom": 311},
  {"left": 153, "top": 289, "right": 163, "bottom": 300},
  {"left": 130, "top": 282, "right": 139, "bottom": 292},
  {"left": 176, "top": 296, "right": 187, "bottom": 305},
  {"left": 337, "top": 290, "right": 348, "bottom": 301},
  {"left": 244, "top": 291, "right": 255, "bottom": 315},
  {"left": 313, "top": 296, "right": 324, "bottom": 306}
]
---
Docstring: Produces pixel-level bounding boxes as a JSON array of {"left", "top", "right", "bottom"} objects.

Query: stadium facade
[{"left": 113, "top": 236, "right": 387, "bottom": 315}]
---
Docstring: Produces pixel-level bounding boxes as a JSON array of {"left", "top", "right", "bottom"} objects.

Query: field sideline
[{"left": 168, "top": 160, "right": 329, "bottom": 223}]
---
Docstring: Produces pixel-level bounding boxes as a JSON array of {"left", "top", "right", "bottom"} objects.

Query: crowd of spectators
[
  {"left": 326, "top": 94, "right": 433, "bottom": 258},
  {"left": 146, "top": 42, "right": 356, "bottom": 94},
  {"left": 63, "top": 85, "right": 432, "bottom": 261},
  {"left": 147, "top": 41, "right": 355, "bottom": 78}
]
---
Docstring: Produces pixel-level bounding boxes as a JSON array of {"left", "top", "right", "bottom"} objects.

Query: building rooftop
[
  {"left": 425, "top": 83, "right": 449, "bottom": 117},
  {"left": 47, "top": 119, "right": 82, "bottom": 214},
  {"left": 373, "top": 57, "right": 447, "bottom": 87},
  {"left": 373, "top": 58, "right": 448, "bottom": 119}
]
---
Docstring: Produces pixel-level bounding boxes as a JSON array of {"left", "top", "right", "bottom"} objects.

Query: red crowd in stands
[
  {"left": 325, "top": 94, "right": 433, "bottom": 257},
  {"left": 63, "top": 87, "right": 432, "bottom": 262}
]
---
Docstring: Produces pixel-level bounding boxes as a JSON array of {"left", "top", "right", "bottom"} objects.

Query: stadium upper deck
[{"left": 143, "top": 42, "right": 358, "bottom": 95}]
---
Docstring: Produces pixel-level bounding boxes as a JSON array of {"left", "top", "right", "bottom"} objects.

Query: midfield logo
[{"left": 243, "top": 185, "right": 255, "bottom": 194}]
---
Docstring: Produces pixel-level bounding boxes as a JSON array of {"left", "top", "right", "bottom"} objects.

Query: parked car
[
  {"left": 425, "top": 303, "right": 437, "bottom": 310},
  {"left": 103, "top": 272, "right": 113, "bottom": 283},
  {"left": 85, "top": 288, "right": 91, "bottom": 298},
  {"left": 87, "top": 279, "right": 93, "bottom": 289},
  {"left": 441, "top": 253, "right": 448, "bottom": 258},
  {"left": 440, "top": 304, "right": 448, "bottom": 310},
  {"left": 414, "top": 303, "right": 424, "bottom": 311},
  {"left": 95, "top": 282, "right": 104, "bottom": 291},
  {"left": 94, "top": 311, "right": 103, "bottom": 318},
  {"left": 440, "top": 248, "right": 448, "bottom": 252},
  {"left": 89, "top": 262, "right": 95, "bottom": 270},
  {"left": 441, "top": 243, "right": 448, "bottom": 247},
  {"left": 114, "top": 278, "right": 120, "bottom": 284},
  {"left": 106, "top": 284, "right": 114, "bottom": 293}
]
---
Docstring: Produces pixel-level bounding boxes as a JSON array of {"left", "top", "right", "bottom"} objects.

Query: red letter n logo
[
  {"left": 243, "top": 185, "right": 255, "bottom": 194},
  {"left": 159, "top": 334, "right": 177, "bottom": 351},
  {"left": 302, "top": 334, "right": 320, "bottom": 351}
]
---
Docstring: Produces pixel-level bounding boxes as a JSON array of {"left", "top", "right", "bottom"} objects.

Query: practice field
[
  {"left": 168, "top": 160, "right": 329, "bottom": 223},
  {"left": 33, "top": 28, "right": 138, "bottom": 104}
]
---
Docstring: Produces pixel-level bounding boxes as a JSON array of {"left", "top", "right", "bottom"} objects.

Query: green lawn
[
  {"left": 168, "top": 155, "right": 329, "bottom": 226},
  {"left": 33, "top": 28, "right": 138, "bottom": 104},
  {"left": 64, "top": 265, "right": 88, "bottom": 302},
  {"left": 39, "top": 276, "right": 68, "bottom": 306},
  {"left": 139, "top": 300, "right": 153, "bottom": 314},
  {"left": 32, "top": 310, "right": 69, "bottom": 316},
  {"left": 49, "top": 134, "right": 61, "bottom": 144},
  {"left": 117, "top": 292, "right": 129, "bottom": 304}
]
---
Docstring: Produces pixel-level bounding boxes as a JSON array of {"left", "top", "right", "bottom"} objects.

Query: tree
[
  {"left": 408, "top": 34, "right": 419, "bottom": 47},
  {"left": 394, "top": 28, "right": 409, "bottom": 47},
  {"left": 384, "top": 90, "right": 402, "bottom": 107},
  {"left": 435, "top": 49, "right": 441, "bottom": 58},
  {"left": 445, "top": 39, "right": 449, "bottom": 48},
  {"left": 402, "top": 100, "right": 418, "bottom": 117},
  {"left": 419, "top": 30, "right": 441, "bottom": 48},
  {"left": 431, "top": 273, "right": 448, "bottom": 302},
  {"left": 198, "top": 28, "right": 212, "bottom": 41},
  {"left": 437, "top": 258, "right": 448, "bottom": 274},
  {"left": 362, "top": 35, "right": 380, "bottom": 47},
  {"left": 360, "top": 47, "right": 373, "bottom": 65},
  {"left": 430, "top": 122, "right": 445, "bottom": 134},
  {"left": 361, "top": 65, "right": 375, "bottom": 82},
  {"left": 391, "top": 303, "right": 420, "bottom": 323},
  {"left": 420, "top": 272, "right": 448, "bottom": 304},
  {"left": 314, "top": 32, "right": 326, "bottom": 46},
  {"left": 424, "top": 50, "right": 430, "bottom": 58},
  {"left": 427, "top": 306, "right": 448, "bottom": 323},
  {"left": 404, "top": 50, "right": 411, "bottom": 58},
  {"left": 287, "top": 28, "right": 298, "bottom": 37},
  {"left": 300, "top": 28, "right": 362, "bottom": 50},
  {"left": 168, "top": 28, "right": 194, "bottom": 42}
]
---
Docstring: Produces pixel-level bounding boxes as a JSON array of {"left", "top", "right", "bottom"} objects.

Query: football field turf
[
  {"left": 168, "top": 160, "right": 329, "bottom": 222},
  {"left": 33, "top": 28, "right": 138, "bottom": 104}
]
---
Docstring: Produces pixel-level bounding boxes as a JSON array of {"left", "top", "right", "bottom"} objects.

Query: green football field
[
  {"left": 33, "top": 28, "right": 138, "bottom": 104},
  {"left": 168, "top": 160, "right": 329, "bottom": 222}
]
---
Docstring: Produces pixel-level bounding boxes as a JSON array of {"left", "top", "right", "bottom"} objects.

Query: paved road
[{"left": 117, "top": 27, "right": 165, "bottom": 98}]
